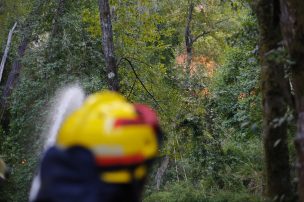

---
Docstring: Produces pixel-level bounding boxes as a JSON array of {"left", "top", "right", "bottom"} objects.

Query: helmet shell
[{"left": 56, "top": 91, "right": 159, "bottom": 167}]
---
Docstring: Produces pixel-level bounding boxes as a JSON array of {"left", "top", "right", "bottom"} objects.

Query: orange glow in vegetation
[
  {"left": 176, "top": 54, "right": 217, "bottom": 77},
  {"left": 238, "top": 93, "right": 247, "bottom": 100},
  {"left": 200, "top": 88, "right": 210, "bottom": 96}
]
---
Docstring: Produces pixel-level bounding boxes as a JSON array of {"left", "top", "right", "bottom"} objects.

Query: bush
[{"left": 144, "top": 182, "right": 264, "bottom": 202}]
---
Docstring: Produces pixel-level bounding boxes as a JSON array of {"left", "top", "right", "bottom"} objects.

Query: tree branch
[
  {"left": 192, "top": 31, "right": 211, "bottom": 43},
  {"left": 118, "top": 57, "right": 163, "bottom": 110},
  {"left": 192, "top": 18, "right": 229, "bottom": 43},
  {"left": 127, "top": 79, "right": 136, "bottom": 99}
]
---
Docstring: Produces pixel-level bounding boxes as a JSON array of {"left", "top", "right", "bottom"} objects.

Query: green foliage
[
  {"left": 0, "top": 0, "right": 266, "bottom": 201},
  {"left": 0, "top": 0, "right": 33, "bottom": 46},
  {"left": 0, "top": 1, "right": 108, "bottom": 200},
  {"left": 143, "top": 3, "right": 263, "bottom": 201},
  {"left": 144, "top": 182, "right": 264, "bottom": 202},
  {"left": 210, "top": 13, "right": 261, "bottom": 140}
]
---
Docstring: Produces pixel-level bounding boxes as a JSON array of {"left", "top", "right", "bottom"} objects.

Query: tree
[
  {"left": 0, "top": 0, "right": 274, "bottom": 201},
  {"left": 0, "top": 0, "right": 44, "bottom": 120},
  {"left": 185, "top": 2, "right": 195, "bottom": 75},
  {"left": 256, "top": 0, "right": 293, "bottom": 200},
  {"left": 0, "top": 22, "right": 17, "bottom": 83},
  {"left": 184, "top": 1, "right": 215, "bottom": 76},
  {"left": 280, "top": 1, "right": 304, "bottom": 201},
  {"left": 98, "top": 0, "right": 119, "bottom": 91}
]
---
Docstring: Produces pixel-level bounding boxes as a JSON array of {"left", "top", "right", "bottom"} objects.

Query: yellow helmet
[{"left": 56, "top": 90, "right": 161, "bottom": 183}]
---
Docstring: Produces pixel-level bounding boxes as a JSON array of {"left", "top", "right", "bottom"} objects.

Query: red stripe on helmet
[
  {"left": 113, "top": 104, "right": 159, "bottom": 129},
  {"left": 134, "top": 104, "right": 158, "bottom": 128},
  {"left": 114, "top": 118, "right": 143, "bottom": 128},
  {"left": 95, "top": 154, "right": 145, "bottom": 167}
]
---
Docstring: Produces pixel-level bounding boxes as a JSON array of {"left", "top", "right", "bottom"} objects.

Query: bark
[
  {"left": 280, "top": 1, "right": 304, "bottom": 200},
  {"left": 0, "top": 22, "right": 17, "bottom": 83},
  {"left": 185, "top": 2, "right": 194, "bottom": 76},
  {"left": 295, "top": 113, "right": 304, "bottom": 202},
  {"left": 184, "top": 2, "right": 212, "bottom": 78},
  {"left": 98, "top": 0, "right": 119, "bottom": 91},
  {"left": 256, "top": 0, "right": 292, "bottom": 200},
  {"left": 0, "top": 37, "right": 30, "bottom": 119},
  {"left": 155, "top": 155, "right": 169, "bottom": 190}
]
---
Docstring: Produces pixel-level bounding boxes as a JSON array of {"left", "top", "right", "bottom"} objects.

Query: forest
[{"left": 1, "top": 0, "right": 304, "bottom": 201}]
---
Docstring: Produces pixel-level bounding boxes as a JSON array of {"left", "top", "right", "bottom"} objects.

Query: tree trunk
[
  {"left": 98, "top": 0, "right": 119, "bottom": 91},
  {"left": 185, "top": 2, "right": 194, "bottom": 77},
  {"left": 256, "top": 0, "right": 292, "bottom": 200},
  {"left": 0, "top": 22, "right": 17, "bottom": 83},
  {"left": 0, "top": 37, "right": 30, "bottom": 119},
  {"left": 280, "top": 1, "right": 304, "bottom": 200},
  {"left": 155, "top": 155, "right": 169, "bottom": 190}
]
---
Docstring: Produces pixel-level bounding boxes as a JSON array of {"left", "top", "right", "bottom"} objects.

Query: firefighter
[{"left": 30, "top": 90, "right": 162, "bottom": 202}]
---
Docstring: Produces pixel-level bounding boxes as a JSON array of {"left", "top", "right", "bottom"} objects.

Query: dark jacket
[{"left": 31, "top": 147, "right": 143, "bottom": 202}]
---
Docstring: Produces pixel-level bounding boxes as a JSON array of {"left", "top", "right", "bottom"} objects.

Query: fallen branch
[{"left": 0, "top": 22, "right": 17, "bottom": 83}]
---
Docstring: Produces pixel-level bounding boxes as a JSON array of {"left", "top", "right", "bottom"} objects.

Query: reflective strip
[{"left": 92, "top": 145, "right": 123, "bottom": 156}]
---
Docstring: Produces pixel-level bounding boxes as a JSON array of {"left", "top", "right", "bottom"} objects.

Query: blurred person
[{"left": 30, "top": 91, "right": 162, "bottom": 202}]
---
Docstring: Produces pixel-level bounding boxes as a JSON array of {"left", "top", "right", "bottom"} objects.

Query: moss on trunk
[
  {"left": 280, "top": 1, "right": 304, "bottom": 200},
  {"left": 256, "top": 0, "right": 293, "bottom": 200}
]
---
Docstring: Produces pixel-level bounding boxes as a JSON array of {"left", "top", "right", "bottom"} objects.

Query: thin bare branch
[
  {"left": 118, "top": 57, "right": 163, "bottom": 110},
  {"left": 0, "top": 22, "right": 17, "bottom": 83},
  {"left": 192, "top": 31, "right": 211, "bottom": 44},
  {"left": 192, "top": 18, "right": 228, "bottom": 43},
  {"left": 127, "top": 79, "right": 136, "bottom": 99}
]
